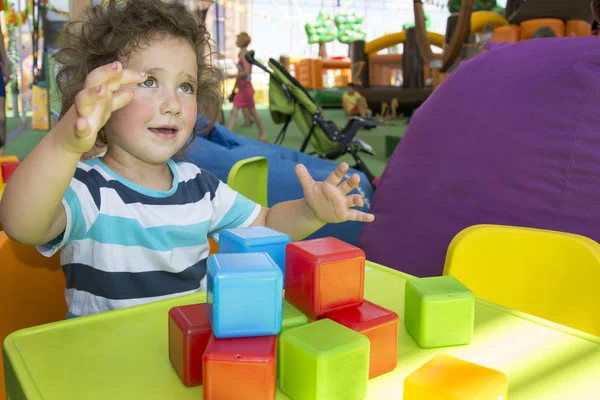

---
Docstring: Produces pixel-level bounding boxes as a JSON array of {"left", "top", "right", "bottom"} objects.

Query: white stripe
[
  {"left": 68, "top": 239, "right": 210, "bottom": 273},
  {"left": 98, "top": 187, "right": 214, "bottom": 227},
  {"left": 66, "top": 286, "right": 205, "bottom": 316},
  {"left": 210, "top": 203, "right": 262, "bottom": 242},
  {"left": 77, "top": 161, "right": 94, "bottom": 172},
  {"left": 70, "top": 177, "right": 99, "bottom": 231},
  {"left": 89, "top": 163, "right": 116, "bottom": 182},
  {"left": 176, "top": 162, "right": 203, "bottom": 182},
  {"left": 209, "top": 182, "right": 240, "bottom": 231}
]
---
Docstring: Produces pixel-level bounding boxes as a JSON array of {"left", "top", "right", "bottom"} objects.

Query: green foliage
[
  {"left": 448, "top": 0, "right": 497, "bottom": 13},
  {"left": 305, "top": 12, "right": 338, "bottom": 44},
  {"left": 402, "top": 13, "right": 431, "bottom": 31},
  {"left": 335, "top": 12, "right": 366, "bottom": 44}
]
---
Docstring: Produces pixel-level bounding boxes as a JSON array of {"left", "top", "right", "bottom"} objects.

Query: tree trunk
[
  {"left": 403, "top": 28, "right": 424, "bottom": 89},
  {"left": 318, "top": 42, "right": 328, "bottom": 59}
]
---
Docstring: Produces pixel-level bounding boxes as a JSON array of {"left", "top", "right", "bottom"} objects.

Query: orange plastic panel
[
  {"left": 520, "top": 18, "right": 565, "bottom": 40},
  {"left": 490, "top": 25, "right": 521, "bottom": 42},
  {"left": 209, "top": 238, "right": 218, "bottom": 254},
  {"left": 0, "top": 232, "right": 66, "bottom": 400},
  {"left": 566, "top": 20, "right": 592, "bottom": 36},
  {"left": 404, "top": 354, "right": 508, "bottom": 399},
  {"left": 203, "top": 334, "right": 277, "bottom": 399},
  {"left": 328, "top": 300, "right": 399, "bottom": 378}
]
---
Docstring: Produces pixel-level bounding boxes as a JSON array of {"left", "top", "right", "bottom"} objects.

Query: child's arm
[
  {"left": 251, "top": 163, "right": 374, "bottom": 241},
  {"left": 0, "top": 62, "right": 146, "bottom": 245}
]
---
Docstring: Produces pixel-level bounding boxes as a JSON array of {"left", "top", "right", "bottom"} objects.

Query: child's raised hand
[
  {"left": 296, "top": 162, "right": 375, "bottom": 224},
  {"left": 64, "top": 61, "right": 147, "bottom": 154}
]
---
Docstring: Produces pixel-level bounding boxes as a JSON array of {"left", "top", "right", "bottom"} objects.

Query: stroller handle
[
  {"left": 245, "top": 51, "right": 269, "bottom": 74},
  {"left": 245, "top": 51, "right": 293, "bottom": 102}
]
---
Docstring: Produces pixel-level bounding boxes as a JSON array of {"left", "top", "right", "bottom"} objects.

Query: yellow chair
[
  {"left": 0, "top": 231, "right": 66, "bottom": 400},
  {"left": 227, "top": 156, "right": 269, "bottom": 207},
  {"left": 443, "top": 224, "right": 600, "bottom": 337},
  {"left": 208, "top": 156, "right": 269, "bottom": 254}
]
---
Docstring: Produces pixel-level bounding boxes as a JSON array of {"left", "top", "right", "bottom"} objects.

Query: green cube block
[
  {"left": 278, "top": 300, "right": 309, "bottom": 377},
  {"left": 282, "top": 300, "right": 309, "bottom": 332},
  {"left": 279, "top": 319, "right": 369, "bottom": 400},
  {"left": 404, "top": 276, "right": 474, "bottom": 348}
]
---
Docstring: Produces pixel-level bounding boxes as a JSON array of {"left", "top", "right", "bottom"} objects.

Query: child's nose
[{"left": 159, "top": 91, "right": 182, "bottom": 116}]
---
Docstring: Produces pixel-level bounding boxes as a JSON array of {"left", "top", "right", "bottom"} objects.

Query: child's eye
[
  {"left": 139, "top": 77, "right": 157, "bottom": 88},
  {"left": 179, "top": 83, "right": 195, "bottom": 94}
]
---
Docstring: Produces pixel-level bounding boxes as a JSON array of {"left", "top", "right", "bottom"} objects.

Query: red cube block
[
  {"left": 203, "top": 334, "right": 277, "bottom": 400},
  {"left": 168, "top": 303, "right": 212, "bottom": 387},
  {"left": 328, "top": 300, "right": 399, "bottom": 378},
  {"left": 285, "top": 237, "right": 365, "bottom": 320},
  {"left": 1, "top": 161, "right": 19, "bottom": 183}
]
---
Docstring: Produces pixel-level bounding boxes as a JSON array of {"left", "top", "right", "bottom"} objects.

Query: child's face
[{"left": 104, "top": 36, "right": 198, "bottom": 165}]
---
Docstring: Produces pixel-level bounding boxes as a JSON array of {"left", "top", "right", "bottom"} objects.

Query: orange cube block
[
  {"left": 404, "top": 354, "right": 508, "bottom": 400},
  {"left": 203, "top": 334, "right": 277, "bottom": 400},
  {"left": 285, "top": 237, "right": 365, "bottom": 320},
  {"left": 328, "top": 300, "right": 398, "bottom": 378}
]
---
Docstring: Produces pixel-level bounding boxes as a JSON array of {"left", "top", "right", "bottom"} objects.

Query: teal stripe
[
  {"left": 83, "top": 214, "right": 210, "bottom": 250},
  {"left": 64, "top": 185, "right": 88, "bottom": 241},
  {"left": 211, "top": 194, "right": 257, "bottom": 234}
]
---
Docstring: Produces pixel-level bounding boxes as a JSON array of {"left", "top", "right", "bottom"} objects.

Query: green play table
[{"left": 4, "top": 262, "right": 600, "bottom": 399}]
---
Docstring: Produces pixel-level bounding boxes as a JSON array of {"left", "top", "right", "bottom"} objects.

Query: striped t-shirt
[{"left": 38, "top": 158, "right": 261, "bottom": 317}]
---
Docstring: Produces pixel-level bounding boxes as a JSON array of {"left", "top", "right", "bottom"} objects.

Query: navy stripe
[
  {"left": 74, "top": 168, "right": 101, "bottom": 209},
  {"left": 79, "top": 167, "right": 220, "bottom": 206},
  {"left": 62, "top": 259, "right": 207, "bottom": 300}
]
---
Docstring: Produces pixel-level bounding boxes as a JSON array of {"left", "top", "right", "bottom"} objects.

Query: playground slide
[
  {"left": 364, "top": 11, "right": 509, "bottom": 55},
  {"left": 365, "top": 31, "right": 444, "bottom": 55},
  {"left": 470, "top": 11, "right": 509, "bottom": 33}
]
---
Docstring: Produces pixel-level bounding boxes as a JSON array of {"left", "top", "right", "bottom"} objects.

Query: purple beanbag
[{"left": 358, "top": 37, "right": 600, "bottom": 276}]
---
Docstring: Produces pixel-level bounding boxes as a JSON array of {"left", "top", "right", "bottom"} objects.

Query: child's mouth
[{"left": 149, "top": 127, "right": 178, "bottom": 138}]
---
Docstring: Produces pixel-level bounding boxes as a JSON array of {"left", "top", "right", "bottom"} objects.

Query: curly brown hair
[
  {"left": 53, "top": 0, "right": 223, "bottom": 152},
  {"left": 594, "top": 0, "right": 600, "bottom": 18}
]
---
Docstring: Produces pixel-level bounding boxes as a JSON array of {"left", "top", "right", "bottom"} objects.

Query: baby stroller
[{"left": 244, "top": 51, "right": 378, "bottom": 186}]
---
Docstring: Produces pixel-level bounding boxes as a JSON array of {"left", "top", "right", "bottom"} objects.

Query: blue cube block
[
  {"left": 219, "top": 226, "right": 291, "bottom": 277},
  {"left": 207, "top": 252, "right": 283, "bottom": 338}
]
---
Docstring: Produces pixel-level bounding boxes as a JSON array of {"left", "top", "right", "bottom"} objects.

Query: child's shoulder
[{"left": 172, "top": 161, "right": 222, "bottom": 187}]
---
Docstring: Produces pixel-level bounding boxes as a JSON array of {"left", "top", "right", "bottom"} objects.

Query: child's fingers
[
  {"left": 338, "top": 173, "right": 360, "bottom": 196},
  {"left": 347, "top": 209, "right": 375, "bottom": 222},
  {"left": 295, "top": 164, "right": 316, "bottom": 192},
  {"left": 325, "top": 162, "right": 349, "bottom": 187},
  {"left": 83, "top": 61, "right": 124, "bottom": 89},
  {"left": 74, "top": 84, "right": 107, "bottom": 116},
  {"left": 73, "top": 117, "right": 91, "bottom": 139},
  {"left": 105, "top": 69, "right": 147, "bottom": 93},
  {"left": 111, "top": 87, "right": 135, "bottom": 111},
  {"left": 345, "top": 194, "right": 364, "bottom": 208}
]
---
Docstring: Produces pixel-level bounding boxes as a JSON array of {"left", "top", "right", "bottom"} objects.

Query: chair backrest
[
  {"left": 0, "top": 232, "right": 66, "bottom": 400},
  {"left": 443, "top": 224, "right": 600, "bottom": 336},
  {"left": 205, "top": 157, "right": 269, "bottom": 255},
  {"left": 227, "top": 156, "right": 269, "bottom": 207}
]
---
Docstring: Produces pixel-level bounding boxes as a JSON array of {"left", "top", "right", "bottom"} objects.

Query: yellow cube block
[{"left": 404, "top": 354, "right": 508, "bottom": 400}]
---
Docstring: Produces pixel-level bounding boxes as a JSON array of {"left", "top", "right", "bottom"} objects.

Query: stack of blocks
[
  {"left": 280, "top": 237, "right": 399, "bottom": 400},
  {"left": 402, "top": 275, "right": 509, "bottom": 398},
  {"left": 0, "top": 156, "right": 20, "bottom": 200},
  {"left": 168, "top": 226, "right": 507, "bottom": 399},
  {"left": 168, "top": 228, "right": 399, "bottom": 400}
]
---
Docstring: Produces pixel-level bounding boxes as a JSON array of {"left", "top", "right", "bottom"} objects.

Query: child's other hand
[
  {"left": 296, "top": 162, "right": 375, "bottom": 224},
  {"left": 64, "top": 61, "right": 147, "bottom": 154}
]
